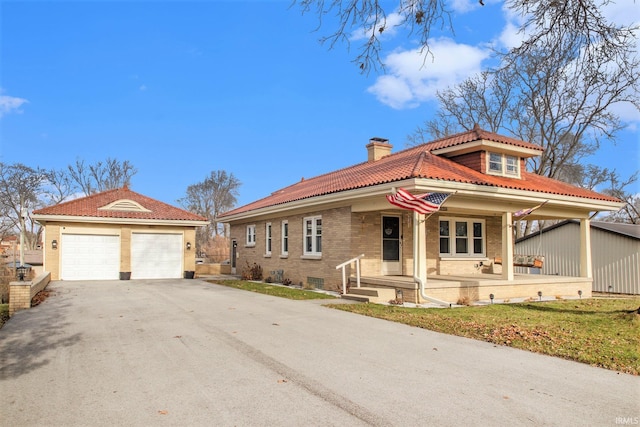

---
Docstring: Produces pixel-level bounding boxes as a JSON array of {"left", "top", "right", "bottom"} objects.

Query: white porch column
[
  {"left": 502, "top": 212, "right": 514, "bottom": 280},
  {"left": 580, "top": 218, "right": 593, "bottom": 278},
  {"left": 413, "top": 211, "right": 427, "bottom": 281}
]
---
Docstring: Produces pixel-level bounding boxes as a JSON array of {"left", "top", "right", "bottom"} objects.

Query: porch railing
[{"left": 336, "top": 254, "right": 365, "bottom": 295}]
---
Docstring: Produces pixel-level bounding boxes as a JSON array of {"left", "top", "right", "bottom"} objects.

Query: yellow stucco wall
[{"left": 42, "top": 222, "right": 198, "bottom": 280}]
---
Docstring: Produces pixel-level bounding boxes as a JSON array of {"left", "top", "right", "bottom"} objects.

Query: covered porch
[{"left": 346, "top": 273, "right": 592, "bottom": 305}]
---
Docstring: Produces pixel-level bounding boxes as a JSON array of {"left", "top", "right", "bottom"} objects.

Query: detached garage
[{"left": 32, "top": 186, "right": 209, "bottom": 281}]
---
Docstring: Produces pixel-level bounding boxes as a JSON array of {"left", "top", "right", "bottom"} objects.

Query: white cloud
[
  {"left": 139, "top": 84, "right": 147, "bottom": 91},
  {"left": 367, "top": 38, "right": 489, "bottom": 109},
  {"left": 0, "top": 94, "right": 28, "bottom": 118}
]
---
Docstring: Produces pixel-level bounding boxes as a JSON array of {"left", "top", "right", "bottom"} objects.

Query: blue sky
[{"left": 1, "top": 0, "right": 638, "bottom": 209}]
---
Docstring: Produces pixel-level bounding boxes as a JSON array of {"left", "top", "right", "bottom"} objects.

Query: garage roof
[{"left": 32, "top": 186, "right": 209, "bottom": 225}]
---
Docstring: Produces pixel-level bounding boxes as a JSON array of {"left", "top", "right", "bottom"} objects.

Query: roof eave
[
  {"left": 219, "top": 178, "right": 623, "bottom": 222},
  {"left": 31, "top": 214, "right": 210, "bottom": 228},
  {"left": 431, "top": 140, "right": 542, "bottom": 158}
]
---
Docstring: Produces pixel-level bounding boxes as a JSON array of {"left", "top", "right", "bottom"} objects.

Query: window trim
[
  {"left": 302, "top": 215, "right": 322, "bottom": 257},
  {"left": 265, "top": 222, "right": 272, "bottom": 256},
  {"left": 280, "top": 220, "right": 289, "bottom": 257},
  {"left": 246, "top": 224, "right": 256, "bottom": 247},
  {"left": 486, "top": 151, "right": 520, "bottom": 178},
  {"left": 439, "top": 217, "right": 486, "bottom": 258}
]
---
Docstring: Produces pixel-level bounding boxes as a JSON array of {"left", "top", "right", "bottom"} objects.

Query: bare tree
[
  {"left": 0, "top": 163, "right": 46, "bottom": 249},
  {"left": 600, "top": 171, "right": 639, "bottom": 224},
  {"left": 67, "top": 158, "right": 137, "bottom": 196},
  {"left": 292, "top": 0, "right": 637, "bottom": 75},
  {"left": 179, "top": 170, "right": 241, "bottom": 250},
  {"left": 43, "top": 168, "right": 76, "bottom": 205},
  {"left": 410, "top": 36, "right": 638, "bottom": 187}
]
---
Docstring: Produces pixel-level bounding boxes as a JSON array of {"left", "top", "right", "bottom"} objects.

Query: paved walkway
[{"left": 1, "top": 279, "right": 638, "bottom": 426}]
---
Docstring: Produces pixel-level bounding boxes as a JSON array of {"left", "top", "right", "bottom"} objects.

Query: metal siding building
[{"left": 515, "top": 221, "right": 639, "bottom": 294}]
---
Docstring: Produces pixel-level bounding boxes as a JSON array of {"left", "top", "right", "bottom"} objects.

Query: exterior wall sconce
[
  {"left": 186, "top": 242, "right": 191, "bottom": 250},
  {"left": 52, "top": 240, "right": 58, "bottom": 250}
]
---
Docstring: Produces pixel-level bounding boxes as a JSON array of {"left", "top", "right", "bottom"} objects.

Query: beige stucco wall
[{"left": 43, "top": 222, "right": 197, "bottom": 280}]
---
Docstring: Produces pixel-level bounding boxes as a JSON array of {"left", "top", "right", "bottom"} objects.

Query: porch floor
[{"left": 347, "top": 273, "right": 592, "bottom": 304}]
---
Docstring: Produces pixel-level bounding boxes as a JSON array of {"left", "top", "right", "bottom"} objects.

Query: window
[
  {"left": 281, "top": 220, "right": 288, "bottom": 256},
  {"left": 505, "top": 155, "right": 518, "bottom": 175},
  {"left": 265, "top": 223, "right": 272, "bottom": 255},
  {"left": 488, "top": 152, "right": 502, "bottom": 173},
  {"left": 246, "top": 225, "right": 256, "bottom": 246},
  {"left": 439, "top": 218, "right": 485, "bottom": 257},
  {"left": 303, "top": 216, "right": 322, "bottom": 256},
  {"left": 487, "top": 152, "right": 520, "bottom": 177}
]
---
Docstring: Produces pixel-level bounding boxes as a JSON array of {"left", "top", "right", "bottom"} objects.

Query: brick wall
[
  {"left": 230, "top": 206, "right": 352, "bottom": 291},
  {"left": 9, "top": 272, "right": 51, "bottom": 316}
]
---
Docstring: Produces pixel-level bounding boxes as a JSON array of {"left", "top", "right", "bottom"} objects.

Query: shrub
[{"left": 241, "top": 261, "right": 263, "bottom": 281}]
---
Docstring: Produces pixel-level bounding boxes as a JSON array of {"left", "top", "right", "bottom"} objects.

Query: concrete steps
[{"left": 342, "top": 287, "right": 398, "bottom": 303}]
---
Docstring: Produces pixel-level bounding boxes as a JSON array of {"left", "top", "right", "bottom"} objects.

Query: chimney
[{"left": 366, "top": 137, "right": 392, "bottom": 162}]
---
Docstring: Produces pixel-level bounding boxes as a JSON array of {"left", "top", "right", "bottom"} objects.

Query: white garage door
[
  {"left": 131, "top": 233, "right": 183, "bottom": 279},
  {"left": 61, "top": 234, "right": 120, "bottom": 280}
]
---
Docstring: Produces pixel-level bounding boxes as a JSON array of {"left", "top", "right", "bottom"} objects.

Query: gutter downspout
[{"left": 412, "top": 211, "right": 451, "bottom": 308}]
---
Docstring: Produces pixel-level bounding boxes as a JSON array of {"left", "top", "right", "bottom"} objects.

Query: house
[
  {"left": 515, "top": 220, "right": 639, "bottom": 295},
  {"left": 218, "top": 126, "right": 624, "bottom": 304},
  {"left": 31, "top": 186, "right": 209, "bottom": 281},
  {"left": 3, "top": 250, "right": 44, "bottom": 276}
]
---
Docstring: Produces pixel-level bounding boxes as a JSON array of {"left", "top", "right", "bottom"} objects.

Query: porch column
[
  {"left": 501, "top": 212, "right": 514, "bottom": 280},
  {"left": 414, "top": 211, "right": 427, "bottom": 281},
  {"left": 580, "top": 218, "right": 593, "bottom": 278}
]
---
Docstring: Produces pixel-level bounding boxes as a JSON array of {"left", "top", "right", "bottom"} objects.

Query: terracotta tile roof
[
  {"left": 32, "top": 187, "right": 208, "bottom": 222},
  {"left": 221, "top": 127, "right": 619, "bottom": 217},
  {"left": 425, "top": 124, "right": 544, "bottom": 152}
]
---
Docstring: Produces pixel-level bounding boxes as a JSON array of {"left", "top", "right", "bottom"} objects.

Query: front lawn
[
  {"left": 328, "top": 298, "right": 640, "bottom": 375},
  {"left": 209, "top": 280, "right": 337, "bottom": 300}
]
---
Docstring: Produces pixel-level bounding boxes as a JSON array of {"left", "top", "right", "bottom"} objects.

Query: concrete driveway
[{"left": 1, "top": 279, "right": 638, "bottom": 426}]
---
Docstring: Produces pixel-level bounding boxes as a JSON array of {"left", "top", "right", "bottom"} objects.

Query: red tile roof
[
  {"left": 425, "top": 124, "right": 544, "bottom": 152},
  {"left": 32, "top": 187, "right": 208, "bottom": 222},
  {"left": 220, "top": 127, "right": 620, "bottom": 217}
]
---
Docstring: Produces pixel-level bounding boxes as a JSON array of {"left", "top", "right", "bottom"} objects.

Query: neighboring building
[
  {"left": 3, "top": 250, "right": 44, "bottom": 276},
  {"left": 219, "top": 126, "right": 624, "bottom": 304},
  {"left": 516, "top": 220, "right": 639, "bottom": 295},
  {"left": 31, "top": 186, "right": 209, "bottom": 281}
]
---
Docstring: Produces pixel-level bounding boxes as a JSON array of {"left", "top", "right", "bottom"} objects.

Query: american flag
[
  {"left": 386, "top": 188, "right": 451, "bottom": 214},
  {"left": 514, "top": 201, "right": 548, "bottom": 218}
]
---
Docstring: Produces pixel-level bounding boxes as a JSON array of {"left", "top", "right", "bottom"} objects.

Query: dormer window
[{"left": 487, "top": 152, "right": 520, "bottom": 177}]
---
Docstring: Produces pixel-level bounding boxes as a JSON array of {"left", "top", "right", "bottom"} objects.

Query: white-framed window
[
  {"left": 246, "top": 225, "right": 256, "bottom": 246},
  {"left": 265, "top": 223, "right": 272, "bottom": 255},
  {"left": 439, "top": 217, "right": 485, "bottom": 257},
  {"left": 303, "top": 215, "right": 322, "bottom": 256},
  {"left": 487, "top": 152, "right": 520, "bottom": 177},
  {"left": 281, "top": 220, "right": 288, "bottom": 256}
]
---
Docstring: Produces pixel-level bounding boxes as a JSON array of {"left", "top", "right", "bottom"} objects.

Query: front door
[{"left": 381, "top": 215, "right": 402, "bottom": 275}]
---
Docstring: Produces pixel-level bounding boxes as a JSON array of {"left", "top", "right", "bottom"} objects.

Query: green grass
[
  {"left": 328, "top": 298, "right": 640, "bottom": 375},
  {"left": 0, "top": 304, "right": 9, "bottom": 329},
  {"left": 209, "top": 280, "right": 337, "bottom": 300}
]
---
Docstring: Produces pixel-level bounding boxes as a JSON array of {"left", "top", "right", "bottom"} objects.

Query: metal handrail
[{"left": 335, "top": 254, "right": 365, "bottom": 295}]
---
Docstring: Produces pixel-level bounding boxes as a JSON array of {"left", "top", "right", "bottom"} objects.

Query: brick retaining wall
[{"left": 9, "top": 272, "right": 51, "bottom": 317}]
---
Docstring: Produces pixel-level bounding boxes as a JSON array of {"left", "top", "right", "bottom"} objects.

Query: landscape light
[
  {"left": 489, "top": 293, "right": 494, "bottom": 304},
  {"left": 537, "top": 291, "right": 542, "bottom": 301},
  {"left": 578, "top": 290, "right": 582, "bottom": 299}
]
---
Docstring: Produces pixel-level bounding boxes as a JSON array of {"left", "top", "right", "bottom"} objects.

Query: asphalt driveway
[{"left": 1, "top": 279, "right": 638, "bottom": 426}]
